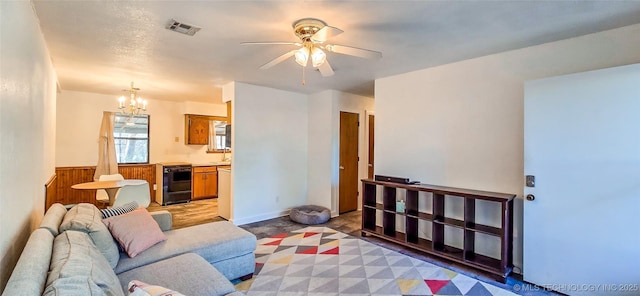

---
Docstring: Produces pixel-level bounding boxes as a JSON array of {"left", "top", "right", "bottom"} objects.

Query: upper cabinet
[
  {"left": 184, "top": 114, "right": 230, "bottom": 153},
  {"left": 185, "top": 115, "right": 210, "bottom": 145}
]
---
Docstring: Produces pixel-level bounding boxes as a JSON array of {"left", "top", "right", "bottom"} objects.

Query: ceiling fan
[{"left": 242, "top": 18, "right": 382, "bottom": 79}]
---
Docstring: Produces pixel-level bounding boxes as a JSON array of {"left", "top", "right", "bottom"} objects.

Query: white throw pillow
[{"left": 128, "top": 280, "right": 185, "bottom": 296}]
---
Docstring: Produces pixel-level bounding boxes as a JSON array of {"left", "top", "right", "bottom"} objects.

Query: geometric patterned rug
[{"left": 235, "top": 227, "right": 517, "bottom": 296}]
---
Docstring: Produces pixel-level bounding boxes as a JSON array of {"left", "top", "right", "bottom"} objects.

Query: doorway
[{"left": 339, "top": 111, "right": 359, "bottom": 213}]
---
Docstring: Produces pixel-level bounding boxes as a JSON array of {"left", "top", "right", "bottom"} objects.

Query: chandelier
[{"left": 117, "top": 81, "right": 147, "bottom": 115}]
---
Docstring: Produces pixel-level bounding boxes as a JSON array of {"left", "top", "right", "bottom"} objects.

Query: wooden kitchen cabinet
[
  {"left": 185, "top": 115, "right": 209, "bottom": 145},
  {"left": 192, "top": 166, "right": 218, "bottom": 200},
  {"left": 185, "top": 114, "right": 230, "bottom": 149}
]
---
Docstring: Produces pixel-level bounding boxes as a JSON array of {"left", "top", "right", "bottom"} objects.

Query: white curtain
[
  {"left": 94, "top": 111, "right": 118, "bottom": 180},
  {"left": 208, "top": 120, "right": 215, "bottom": 152}
]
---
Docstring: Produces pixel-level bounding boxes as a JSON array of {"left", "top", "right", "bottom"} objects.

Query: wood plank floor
[{"left": 147, "top": 198, "right": 224, "bottom": 229}]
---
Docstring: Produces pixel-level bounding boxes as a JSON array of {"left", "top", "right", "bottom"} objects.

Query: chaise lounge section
[{"left": 3, "top": 203, "right": 257, "bottom": 296}]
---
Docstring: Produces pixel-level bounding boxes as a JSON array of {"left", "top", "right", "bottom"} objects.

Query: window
[
  {"left": 206, "top": 118, "right": 230, "bottom": 153},
  {"left": 114, "top": 114, "right": 149, "bottom": 164}
]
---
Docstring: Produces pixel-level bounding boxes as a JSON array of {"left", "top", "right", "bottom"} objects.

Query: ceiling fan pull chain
[{"left": 302, "top": 64, "right": 306, "bottom": 85}]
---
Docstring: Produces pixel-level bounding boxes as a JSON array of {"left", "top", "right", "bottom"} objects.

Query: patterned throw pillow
[
  {"left": 101, "top": 201, "right": 139, "bottom": 219},
  {"left": 128, "top": 280, "right": 185, "bottom": 296}
]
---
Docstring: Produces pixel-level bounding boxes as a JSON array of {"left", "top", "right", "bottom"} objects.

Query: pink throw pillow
[{"left": 103, "top": 207, "right": 166, "bottom": 258}]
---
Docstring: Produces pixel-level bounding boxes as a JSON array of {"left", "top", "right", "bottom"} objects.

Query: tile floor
[{"left": 240, "top": 211, "right": 559, "bottom": 296}]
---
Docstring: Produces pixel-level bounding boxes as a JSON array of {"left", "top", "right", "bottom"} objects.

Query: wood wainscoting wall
[
  {"left": 44, "top": 174, "right": 58, "bottom": 210},
  {"left": 48, "top": 164, "right": 156, "bottom": 210}
]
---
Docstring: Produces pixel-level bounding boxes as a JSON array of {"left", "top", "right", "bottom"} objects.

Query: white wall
[
  {"left": 307, "top": 90, "right": 336, "bottom": 210},
  {"left": 375, "top": 24, "right": 640, "bottom": 272},
  {"left": 307, "top": 90, "right": 374, "bottom": 216},
  {"left": 56, "top": 90, "right": 227, "bottom": 166},
  {"left": 231, "top": 83, "right": 308, "bottom": 225},
  {"left": 0, "top": 1, "right": 58, "bottom": 290}
]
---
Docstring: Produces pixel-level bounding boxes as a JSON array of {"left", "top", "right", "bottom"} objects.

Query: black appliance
[
  {"left": 374, "top": 175, "right": 419, "bottom": 184},
  {"left": 162, "top": 165, "right": 192, "bottom": 205},
  {"left": 224, "top": 124, "right": 231, "bottom": 148}
]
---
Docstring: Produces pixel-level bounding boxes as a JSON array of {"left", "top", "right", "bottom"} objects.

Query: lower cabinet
[{"left": 192, "top": 166, "right": 218, "bottom": 200}]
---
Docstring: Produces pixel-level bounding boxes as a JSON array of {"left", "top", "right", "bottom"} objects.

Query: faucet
[{"left": 222, "top": 148, "right": 231, "bottom": 162}]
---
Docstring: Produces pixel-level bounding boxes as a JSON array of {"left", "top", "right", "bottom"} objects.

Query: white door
[{"left": 524, "top": 64, "right": 640, "bottom": 296}]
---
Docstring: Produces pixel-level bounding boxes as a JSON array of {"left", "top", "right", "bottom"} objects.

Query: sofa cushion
[
  {"left": 3, "top": 229, "right": 54, "bottom": 296},
  {"left": 114, "top": 221, "right": 256, "bottom": 275},
  {"left": 117, "top": 253, "right": 236, "bottom": 296},
  {"left": 207, "top": 252, "right": 256, "bottom": 282},
  {"left": 40, "top": 203, "right": 68, "bottom": 236},
  {"left": 59, "top": 203, "right": 119, "bottom": 268},
  {"left": 149, "top": 211, "right": 172, "bottom": 231},
  {"left": 44, "top": 231, "right": 124, "bottom": 296},
  {"left": 102, "top": 207, "right": 166, "bottom": 258}
]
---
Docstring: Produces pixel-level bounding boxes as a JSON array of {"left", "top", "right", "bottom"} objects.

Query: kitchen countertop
[
  {"left": 191, "top": 161, "right": 231, "bottom": 167},
  {"left": 157, "top": 162, "right": 192, "bottom": 166}
]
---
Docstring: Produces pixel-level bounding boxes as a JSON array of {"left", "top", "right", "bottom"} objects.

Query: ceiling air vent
[{"left": 165, "top": 18, "right": 201, "bottom": 36}]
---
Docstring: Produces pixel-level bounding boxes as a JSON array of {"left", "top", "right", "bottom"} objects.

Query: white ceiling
[{"left": 32, "top": 0, "right": 640, "bottom": 103}]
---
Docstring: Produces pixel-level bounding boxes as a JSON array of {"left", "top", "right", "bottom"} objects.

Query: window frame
[{"left": 113, "top": 113, "right": 150, "bottom": 164}]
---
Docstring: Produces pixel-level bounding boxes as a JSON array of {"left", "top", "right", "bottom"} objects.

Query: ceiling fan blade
[
  {"left": 324, "top": 44, "right": 382, "bottom": 59},
  {"left": 259, "top": 50, "right": 297, "bottom": 70},
  {"left": 311, "top": 26, "right": 343, "bottom": 43},
  {"left": 317, "top": 59, "right": 334, "bottom": 77},
  {"left": 241, "top": 41, "right": 302, "bottom": 46}
]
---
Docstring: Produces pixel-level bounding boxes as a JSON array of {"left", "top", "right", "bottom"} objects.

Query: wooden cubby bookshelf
[{"left": 361, "top": 179, "right": 515, "bottom": 282}]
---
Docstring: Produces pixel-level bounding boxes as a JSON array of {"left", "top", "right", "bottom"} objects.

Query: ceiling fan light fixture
[
  {"left": 244, "top": 17, "right": 381, "bottom": 81},
  {"left": 294, "top": 47, "right": 310, "bottom": 67},
  {"left": 311, "top": 47, "right": 326, "bottom": 67}
]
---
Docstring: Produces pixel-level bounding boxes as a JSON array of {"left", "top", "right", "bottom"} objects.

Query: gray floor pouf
[{"left": 290, "top": 205, "right": 331, "bottom": 225}]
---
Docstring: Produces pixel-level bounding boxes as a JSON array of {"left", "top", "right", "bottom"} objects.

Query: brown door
[
  {"left": 339, "top": 112, "right": 359, "bottom": 213},
  {"left": 367, "top": 114, "right": 374, "bottom": 179}
]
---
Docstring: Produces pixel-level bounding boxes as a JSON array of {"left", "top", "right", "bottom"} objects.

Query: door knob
[
  {"left": 368, "top": 164, "right": 373, "bottom": 167},
  {"left": 526, "top": 194, "right": 535, "bottom": 201},
  {"left": 339, "top": 166, "right": 345, "bottom": 170}
]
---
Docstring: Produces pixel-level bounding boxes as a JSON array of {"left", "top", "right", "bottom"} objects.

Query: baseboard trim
[{"left": 232, "top": 209, "right": 291, "bottom": 226}]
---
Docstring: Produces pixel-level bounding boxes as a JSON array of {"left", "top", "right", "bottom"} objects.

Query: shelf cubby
[
  {"left": 382, "top": 186, "right": 396, "bottom": 211},
  {"left": 406, "top": 216, "right": 419, "bottom": 244},
  {"left": 362, "top": 206, "right": 376, "bottom": 231},
  {"left": 406, "top": 190, "right": 419, "bottom": 216},
  {"left": 361, "top": 179, "right": 515, "bottom": 282}
]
